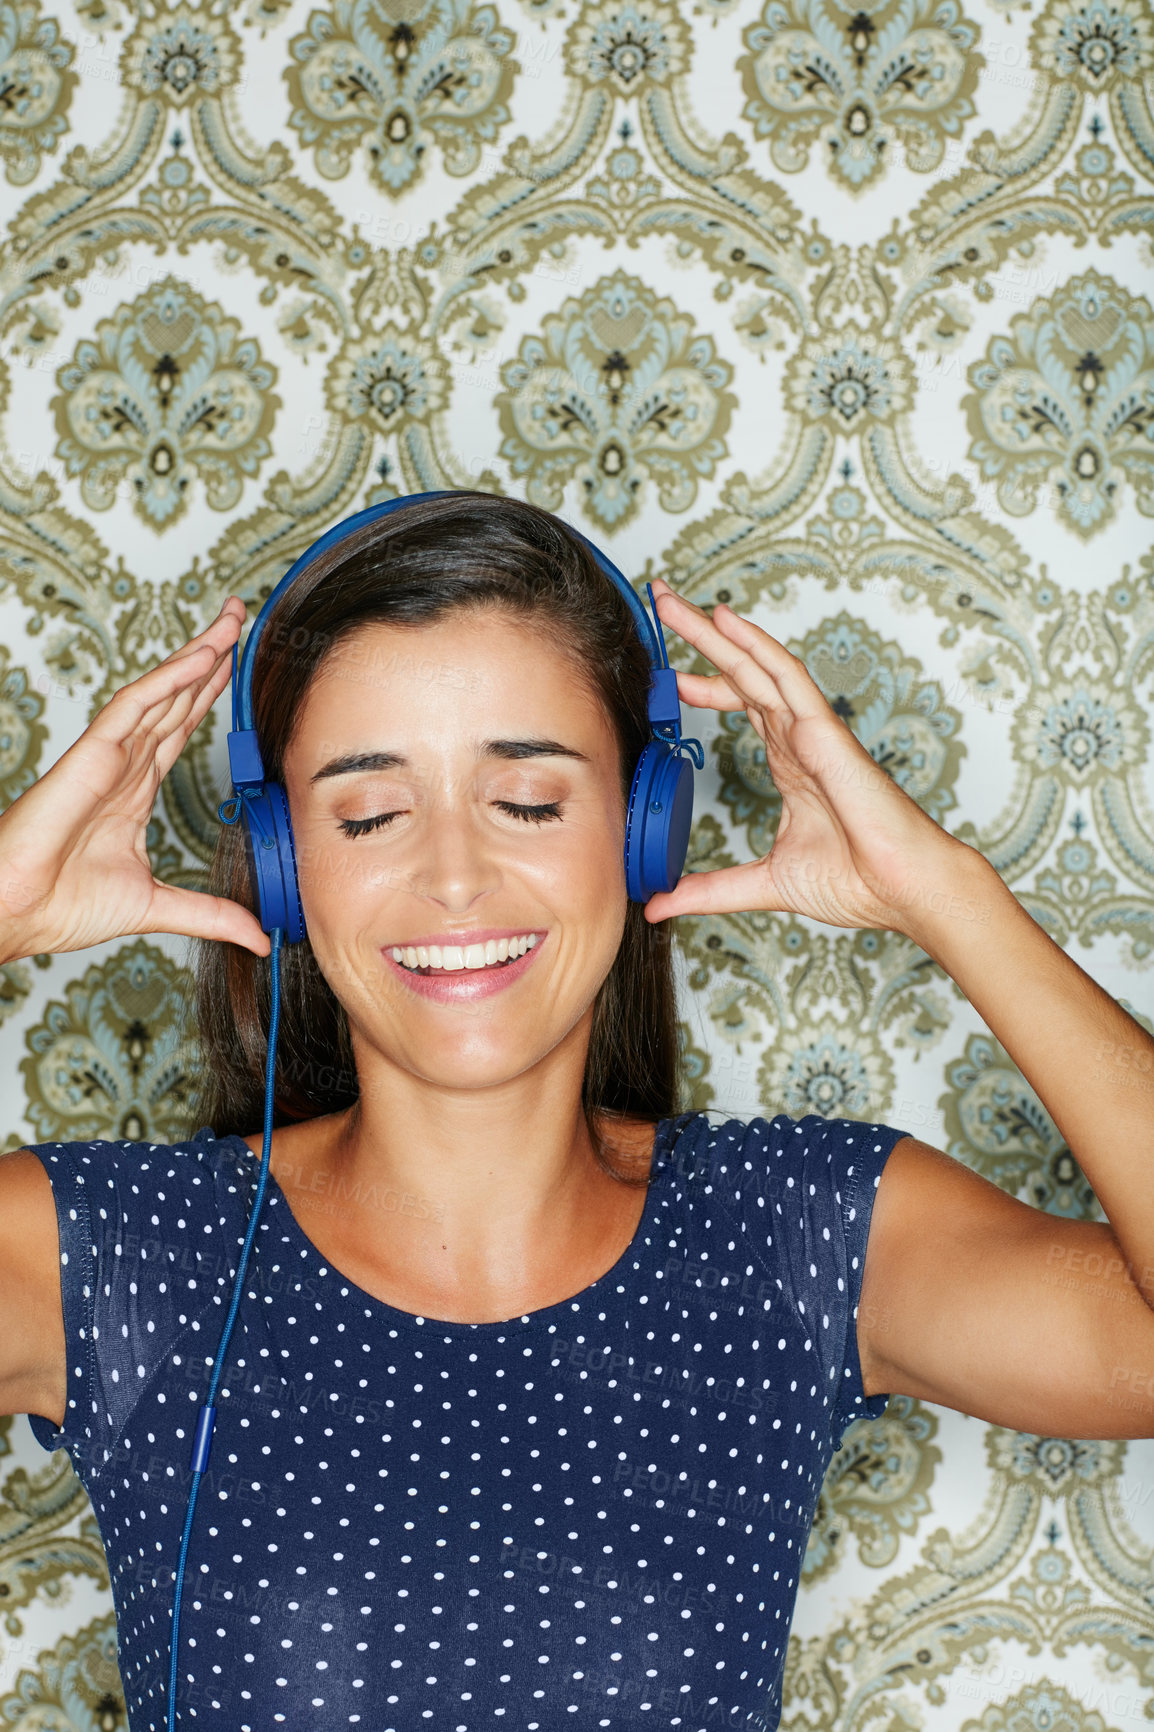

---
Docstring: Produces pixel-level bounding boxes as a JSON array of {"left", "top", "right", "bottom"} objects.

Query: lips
[
  {"left": 389, "top": 933, "right": 540, "bottom": 974},
  {"left": 381, "top": 931, "right": 546, "bottom": 1002}
]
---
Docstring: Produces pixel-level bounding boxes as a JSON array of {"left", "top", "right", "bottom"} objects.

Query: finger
[
  {"left": 155, "top": 646, "right": 238, "bottom": 780},
  {"left": 653, "top": 588, "right": 792, "bottom": 719},
  {"left": 643, "top": 860, "right": 782, "bottom": 924},
  {"left": 653, "top": 583, "right": 827, "bottom": 722},
  {"left": 149, "top": 631, "right": 237, "bottom": 748},
  {"left": 158, "top": 596, "right": 246, "bottom": 674},
  {"left": 112, "top": 634, "right": 236, "bottom": 757},
  {"left": 674, "top": 670, "right": 746, "bottom": 712},
  {"left": 90, "top": 606, "right": 244, "bottom": 745},
  {"left": 142, "top": 601, "right": 246, "bottom": 737},
  {"left": 711, "top": 603, "right": 831, "bottom": 719},
  {"left": 89, "top": 644, "right": 215, "bottom": 745},
  {"left": 114, "top": 650, "right": 223, "bottom": 770},
  {"left": 144, "top": 882, "right": 271, "bottom": 955}
]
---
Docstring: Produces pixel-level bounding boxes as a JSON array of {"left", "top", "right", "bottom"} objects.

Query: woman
[{"left": 0, "top": 490, "right": 1151, "bottom": 1732}]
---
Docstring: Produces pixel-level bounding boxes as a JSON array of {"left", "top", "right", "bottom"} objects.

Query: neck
[{"left": 258, "top": 1015, "right": 655, "bottom": 1319}]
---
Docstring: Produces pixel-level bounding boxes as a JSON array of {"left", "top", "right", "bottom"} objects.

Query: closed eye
[
  {"left": 339, "top": 811, "right": 402, "bottom": 838},
  {"left": 338, "top": 801, "right": 563, "bottom": 838},
  {"left": 497, "top": 801, "right": 563, "bottom": 824}
]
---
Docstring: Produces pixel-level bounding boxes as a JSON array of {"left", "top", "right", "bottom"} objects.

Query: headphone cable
[{"left": 166, "top": 926, "right": 284, "bottom": 1730}]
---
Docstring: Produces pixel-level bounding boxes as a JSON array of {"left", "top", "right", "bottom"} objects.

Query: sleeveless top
[{"left": 27, "top": 1109, "right": 907, "bottom": 1732}]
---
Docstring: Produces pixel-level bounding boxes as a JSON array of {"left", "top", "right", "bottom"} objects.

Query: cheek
[
  {"left": 288, "top": 831, "right": 415, "bottom": 981},
  {"left": 521, "top": 807, "right": 627, "bottom": 917},
  {"left": 289, "top": 826, "right": 384, "bottom": 916}
]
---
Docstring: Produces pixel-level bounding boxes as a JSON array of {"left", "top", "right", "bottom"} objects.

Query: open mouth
[{"left": 388, "top": 934, "right": 540, "bottom": 976}]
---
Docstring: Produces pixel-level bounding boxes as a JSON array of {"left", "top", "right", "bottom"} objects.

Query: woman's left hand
[{"left": 643, "top": 579, "right": 983, "bottom": 934}]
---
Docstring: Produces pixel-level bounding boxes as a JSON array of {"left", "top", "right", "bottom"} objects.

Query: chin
[{"left": 398, "top": 1040, "right": 561, "bottom": 1093}]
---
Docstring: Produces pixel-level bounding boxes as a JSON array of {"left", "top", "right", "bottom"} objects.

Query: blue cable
[{"left": 166, "top": 926, "right": 284, "bottom": 1731}]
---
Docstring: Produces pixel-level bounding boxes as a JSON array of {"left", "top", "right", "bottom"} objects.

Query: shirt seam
[
  {"left": 72, "top": 1168, "right": 99, "bottom": 1451},
  {"left": 26, "top": 1149, "right": 98, "bottom": 1457},
  {"left": 91, "top": 1155, "right": 260, "bottom": 1483},
  {"left": 834, "top": 1155, "right": 866, "bottom": 1442}
]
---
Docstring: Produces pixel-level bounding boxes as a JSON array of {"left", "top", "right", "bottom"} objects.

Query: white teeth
[{"left": 391, "top": 934, "right": 540, "bottom": 972}]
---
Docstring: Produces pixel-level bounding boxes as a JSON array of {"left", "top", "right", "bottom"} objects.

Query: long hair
[{"left": 193, "top": 491, "right": 684, "bottom": 1184}]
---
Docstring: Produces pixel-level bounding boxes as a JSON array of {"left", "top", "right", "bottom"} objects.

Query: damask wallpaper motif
[{"left": 0, "top": 0, "right": 1152, "bottom": 1725}]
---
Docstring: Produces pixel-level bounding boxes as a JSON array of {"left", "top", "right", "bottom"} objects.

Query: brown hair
[{"left": 193, "top": 491, "right": 685, "bottom": 1184}]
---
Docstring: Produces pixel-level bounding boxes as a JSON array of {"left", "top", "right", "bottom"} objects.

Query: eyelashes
[
  {"left": 498, "top": 800, "right": 563, "bottom": 825},
  {"left": 338, "top": 812, "right": 401, "bottom": 838},
  {"left": 338, "top": 801, "right": 563, "bottom": 839}
]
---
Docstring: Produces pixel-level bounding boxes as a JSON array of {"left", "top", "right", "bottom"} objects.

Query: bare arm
[
  {"left": 644, "top": 583, "right": 1154, "bottom": 1441},
  {"left": 859, "top": 1135, "right": 1154, "bottom": 1438},
  {"left": 0, "top": 1150, "right": 66, "bottom": 1427},
  {"left": 0, "top": 599, "right": 264, "bottom": 1431},
  {"left": 854, "top": 850, "right": 1154, "bottom": 1440}
]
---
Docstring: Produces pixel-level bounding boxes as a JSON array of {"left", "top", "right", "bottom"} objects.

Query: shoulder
[
  {"left": 662, "top": 1108, "right": 906, "bottom": 1190},
  {"left": 23, "top": 1125, "right": 257, "bottom": 1220},
  {"left": 662, "top": 1110, "right": 909, "bottom": 1282}
]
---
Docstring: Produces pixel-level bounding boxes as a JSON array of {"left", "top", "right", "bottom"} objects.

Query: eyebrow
[{"left": 309, "top": 739, "right": 590, "bottom": 783}]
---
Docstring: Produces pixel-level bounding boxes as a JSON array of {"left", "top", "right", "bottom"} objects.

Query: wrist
[
  {"left": 0, "top": 876, "right": 46, "bottom": 966},
  {"left": 892, "top": 842, "right": 1010, "bottom": 960}
]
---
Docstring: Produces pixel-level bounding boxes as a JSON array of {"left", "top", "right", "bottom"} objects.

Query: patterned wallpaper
[{"left": 1, "top": 0, "right": 1153, "bottom": 1726}]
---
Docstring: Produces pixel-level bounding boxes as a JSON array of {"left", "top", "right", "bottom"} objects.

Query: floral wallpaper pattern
[{"left": 0, "top": 0, "right": 1152, "bottom": 1725}]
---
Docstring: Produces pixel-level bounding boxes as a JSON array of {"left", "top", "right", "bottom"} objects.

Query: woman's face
[{"left": 281, "top": 608, "right": 630, "bottom": 1091}]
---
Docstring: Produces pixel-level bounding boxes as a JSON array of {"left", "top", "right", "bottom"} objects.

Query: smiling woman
[
  {"left": 195, "top": 492, "right": 680, "bottom": 1180},
  {"left": 0, "top": 489, "right": 1152, "bottom": 1732}
]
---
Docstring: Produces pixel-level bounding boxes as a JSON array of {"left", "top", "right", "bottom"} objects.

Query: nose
[{"left": 405, "top": 802, "right": 503, "bottom": 914}]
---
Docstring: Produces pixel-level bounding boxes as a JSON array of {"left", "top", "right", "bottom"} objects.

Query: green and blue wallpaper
[{"left": 1, "top": 0, "right": 1153, "bottom": 1724}]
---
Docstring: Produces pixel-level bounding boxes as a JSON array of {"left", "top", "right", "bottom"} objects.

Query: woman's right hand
[{"left": 0, "top": 596, "right": 270, "bottom": 964}]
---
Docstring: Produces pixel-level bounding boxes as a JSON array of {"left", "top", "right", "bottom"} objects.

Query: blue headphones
[{"left": 221, "top": 489, "right": 703, "bottom": 926}]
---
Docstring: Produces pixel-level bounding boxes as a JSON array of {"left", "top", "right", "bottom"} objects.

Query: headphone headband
[{"left": 233, "top": 490, "right": 667, "bottom": 740}]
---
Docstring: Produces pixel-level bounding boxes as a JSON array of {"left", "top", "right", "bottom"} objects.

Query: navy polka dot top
[{"left": 27, "top": 1109, "right": 905, "bottom": 1731}]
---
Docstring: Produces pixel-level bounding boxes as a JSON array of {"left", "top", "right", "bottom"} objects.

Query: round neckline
[{"left": 225, "top": 1114, "right": 688, "bottom": 1335}]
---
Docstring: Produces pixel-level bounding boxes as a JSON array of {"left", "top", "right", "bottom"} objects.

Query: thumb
[
  {"left": 144, "top": 883, "right": 273, "bottom": 956},
  {"left": 643, "top": 860, "right": 778, "bottom": 923}
]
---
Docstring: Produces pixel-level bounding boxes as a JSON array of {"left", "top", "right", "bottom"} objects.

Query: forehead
[{"left": 290, "top": 612, "right": 617, "bottom": 755}]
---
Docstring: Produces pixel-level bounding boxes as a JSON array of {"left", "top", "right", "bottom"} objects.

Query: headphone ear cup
[
  {"left": 239, "top": 783, "right": 306, "bottom": 944},
  {"left": 624, "top": 745, "right": 695, "bottom": 902}
]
